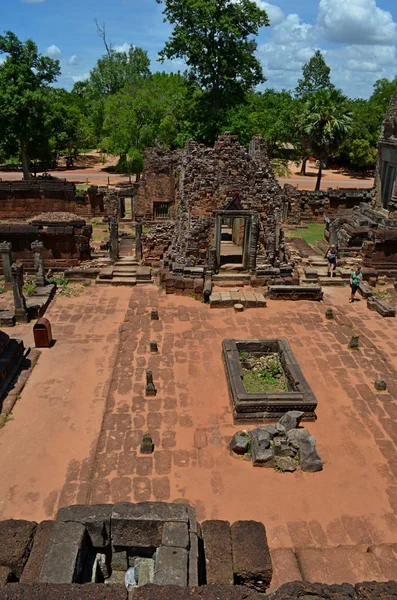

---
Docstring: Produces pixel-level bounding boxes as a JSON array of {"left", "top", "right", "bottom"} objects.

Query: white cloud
[
  {"left": 255, "top": 2, "right": 285, "bottom": 27},
  {"left": 68, "top": 55, "right": 80, "bottom": 66},
  {"left": 45, "top": 44, "right": 61, "bottom": 58},
  {"left": 71, "top": 73, "right": 89, "bottom": 83},
  {"left": 318, "top": 0, "right": 397, "bottom": 45},
  {"left": 114, "top": 43, "right": 131, "bottom": 53}
]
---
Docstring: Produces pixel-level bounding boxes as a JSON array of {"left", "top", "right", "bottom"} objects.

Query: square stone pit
[{"left": 222, "top": 339, "right": 317, "bottom": 423}]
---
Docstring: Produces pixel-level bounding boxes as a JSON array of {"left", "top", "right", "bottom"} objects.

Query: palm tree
[{"left": 299, "top": 89, "right": 352, "bottom": 190}]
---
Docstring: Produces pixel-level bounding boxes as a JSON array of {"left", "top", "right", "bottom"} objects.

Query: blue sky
[{"left": 1, "top": 0, "right": 397, "bottom": 98}]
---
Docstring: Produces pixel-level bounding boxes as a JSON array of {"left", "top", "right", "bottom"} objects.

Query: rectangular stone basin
[{"left": 222, "top": 339, "right": 317, "bottom": 423}]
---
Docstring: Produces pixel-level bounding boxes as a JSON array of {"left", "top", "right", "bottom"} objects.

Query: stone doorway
[{"left": 214, "top": 210, "right": 257, "bottom": 273}]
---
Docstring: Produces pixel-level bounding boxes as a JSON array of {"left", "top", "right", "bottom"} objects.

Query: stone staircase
[
  {"left": 96, "top": 257, "right": 153, "bottom": 287},
  {"left": 269, "top": 543, "right": 397, "bottom": 592},
  {"left": 301, "top": 256, "right": 349, "bottom": 287}
]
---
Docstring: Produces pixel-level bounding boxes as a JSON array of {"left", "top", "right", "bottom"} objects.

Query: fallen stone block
[
  {"left": 251, "top": 441, "right": 275, "bottom": 467},
  {"left": 275, "top": 456, "right": 296, "bottom": 472},
  {"left": 277, "top": 411, "right": 304, "bottom": 432},
  {"left": 153, "top": 546, "right": 188, "bottom": 587},
  {"left": 230, "top": 432, "right": 250, "bottom": 455},
  {"left": 250, "top": 428, "right": 271, "bottom": 448},
  {"left": 367, "top": 296, "right": 396, "bottom": 317},
  {"left": 286, "top": 428, "right": 310, "bottom": 450},
  {"left": 268, "top": 285, "right": 323, "bottom": 301},
  {"left": 375, "top": 378, "right": 387, "bottom": 391},
  {"left": 201, "top": 520, "right": 233, "bottom": 585},
  {"left": 298, "top": 435, "right": 323, "bottom": 472},
  {"left": 231, "top": 521, "right": 272, "bottom": 593}
]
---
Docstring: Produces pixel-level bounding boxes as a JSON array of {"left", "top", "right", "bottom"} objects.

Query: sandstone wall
[
  {"left": 284, "top": 185, "right": 374, "bottom": 225},
  {"left": 0, "top": 214, "right": 92, "bottom": 271},
  {"left": 133, "top": 148, "right": 182, "bottom": 220},
  {"left": 0, "top": 182, "right": 105, "bottom": 219}
]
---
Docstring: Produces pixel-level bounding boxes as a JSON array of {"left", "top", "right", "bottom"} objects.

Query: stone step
[
  {"left": 113, "top": 268, "right": 138, "bottom": 276},
  {"left": 213, "top": 273, "right": 251, "bottom": 282},
  {"left": 318, "top": 277, "right": 346, "bottom": 287},
  {"left": 210, "top": 290, "right": 266, "bottom": 308},
  {"left": 115, "top": 258, "right": 138, "bottom": 266},
  {"left": 95, "top": 277, "right": 136, "bottom": 286}
]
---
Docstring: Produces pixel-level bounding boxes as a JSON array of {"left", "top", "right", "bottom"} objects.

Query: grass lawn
[{"left": 287, "top": 223, "right": 325, "bottom": 245}]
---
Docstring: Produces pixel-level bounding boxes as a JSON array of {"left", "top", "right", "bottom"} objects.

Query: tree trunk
[
  {"left": 20, "top": 140, "right": 30, "bottom": 181},
  {"left": 300, "top": 157, "right": 308, "bottom": 176},
  {"left": 315, "top": 162, "right": 323, "bottom": 191}
]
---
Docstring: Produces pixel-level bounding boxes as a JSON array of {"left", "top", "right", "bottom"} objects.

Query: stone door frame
[{"left": 213, "top": 210, "right": 258, "bottom": 273}]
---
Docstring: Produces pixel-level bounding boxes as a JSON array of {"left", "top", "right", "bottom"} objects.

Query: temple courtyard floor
[{"left": 1, "top": 284, "right": 397, "bottom": 586}]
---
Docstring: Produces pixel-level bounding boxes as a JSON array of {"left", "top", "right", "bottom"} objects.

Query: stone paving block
[
  {"left": 39, "top": 521, "right": 87, "bottom": 584},
  {"left": 0, "top": 520, "right": 37, "bottom": 579},
  {"left": 295, "top": 547, "right": 330, "bottom": 583},
  {"left": 56, "top": 504, "right": 113, "bottom": 548},
  {"left": 270, "top": 548, "right": 302, "bottom": 590},
  {"left": 111, "top": 502, "right": 188, "bottom": 548},
  {"left": 254, "top": 293, "right": 266, "bottom": 307},
  {"left": 21, "top": 521, "right": 54, "bottom": 583},
  {"left": 188, "top": 532, "right": 199, "bottom": 587},
  {"left": 153, "top": 546, "right": 188, "bottom": 587},
  {"left": 162, "top": 522, "right": 189, "bottom": 549},
  {"left": 201, "top": 520, "right": 233, "bottom": 585},
  {"left": 231, "top": 521, "right": 272, "bottom": 593}
]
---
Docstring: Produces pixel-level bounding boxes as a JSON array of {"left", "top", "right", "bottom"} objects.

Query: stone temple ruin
[{"left": 325, "top": 85, "right": 397, "bottom": 276}]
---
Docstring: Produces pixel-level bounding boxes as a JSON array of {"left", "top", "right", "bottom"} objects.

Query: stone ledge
[
  {"left": 210, "top": 292, "right": 266, "bottom": 309},
  {"left": 367, "top": 296, "right": 396, "bottom": 317},
  {"left": 268, "top": 286, "right": 323, "bottom": 301}
]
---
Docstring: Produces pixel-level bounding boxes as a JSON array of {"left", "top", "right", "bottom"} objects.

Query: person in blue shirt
[{"left": 349, "top": 266, "right": 363, "bottom": 303}]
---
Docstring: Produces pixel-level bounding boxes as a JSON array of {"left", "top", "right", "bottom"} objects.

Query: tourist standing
[
  {"left": 327, "top": 245, "right": 337, "bottom": 278},
  {"left": 349, "top": 266, "right": 362, "bottom": 303}
]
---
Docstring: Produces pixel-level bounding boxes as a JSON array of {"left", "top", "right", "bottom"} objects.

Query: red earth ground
[{"left": 0, "top": 152, "right": 374, "bottom": 190}]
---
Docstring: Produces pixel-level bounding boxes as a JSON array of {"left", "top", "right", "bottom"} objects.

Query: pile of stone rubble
[{"left": 230, "top": 411, "right": 323, "bottom": 472}]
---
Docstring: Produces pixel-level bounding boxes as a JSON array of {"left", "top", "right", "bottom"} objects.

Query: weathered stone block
[
  {"left": 277, "top": 411, "right": 304, "bottom": 432},
  {"left": 298, "top": 435, "right": 323, "bottom": 472},
  {"left": 229, "top": 432, "right": 250, "bottom": 455},
  {"left": 161, "top": 522, "right": 189, "bottom": 549},
  {"left": 250, "top": 428, "right": 271, "bottom": 449},
  {"left": 39, "top": 521, "right": 87, "bottom": 583},
  {"left": 188, "top": 532, "right": 199, "bottom": 587},
  {"left": 153, "top": 546, "right": 188, "bottom": 587},
  {"left": 375, "top": 378, "right": 387, "bottom": 391},
  {"left": 201, "top": 520, "right": 233, "bottom": 586},
  {"left": 275, "top": 456, "right": 296, "bottom": 472},
  {"left": 56, "top": 504, "right": 112, "bottom": 548},
  {"left": 251, "top": 440, "right": 275, "bottom": 468},
  {"left": 111, "top": 502, "right": 188, "bottom": 548},
  {"left": 0, "top": 520, "right": 37, "bottom": 579},
  {"left": 21, "top": 521, "right": 54, "bottom": 583},
  {"left": 230, "top": 521, "right": 272, "bottom": 593},
  {"left": 111, "top": 548, "right": 128, "bottom": 572}
]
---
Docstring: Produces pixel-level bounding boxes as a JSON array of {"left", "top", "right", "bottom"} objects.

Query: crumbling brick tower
[
  {"left": 375, "top": 84, "right": 397, "bottom": 212},
  {"left": 166, "top": 133, "right": 284, "bottom": 271}
]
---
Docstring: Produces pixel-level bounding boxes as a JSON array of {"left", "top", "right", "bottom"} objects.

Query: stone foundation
[{"left": 0, "top": 213, "right": 92, "bottom": 273}]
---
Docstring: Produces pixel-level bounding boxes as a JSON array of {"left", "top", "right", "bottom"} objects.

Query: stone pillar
[
  {"left": 108, "top": 216, "right": 119, "bottom": 263},
  {"left": 31, "top": 240, "right": 46, "bottom": 287},
  {"left": 249, "top": 213, "right": 259, "bottom": 274},
  {"left": 274, "top": 208, "right": 281, "bottom": 261},
  {"left": 208, "top": 247, "right": 217, "bottom": 272},
  {"left": 0, "top": 242, "right": 12, "bottom": 284},
  {"left": 11, "top": 263, "right": 29, "bottom": 323},
  {"left": 135, "top": 222, "right": 143, "bottom": 261}
]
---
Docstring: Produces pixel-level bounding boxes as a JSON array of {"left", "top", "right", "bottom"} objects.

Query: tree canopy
[
  {"left": 0, "top": 31, "right": 61, "bottom": 179},
  {"left": 295, "top": 50, "right": 334, "bottom": 98}
]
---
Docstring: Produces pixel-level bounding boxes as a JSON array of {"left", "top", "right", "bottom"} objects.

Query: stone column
[
  {"left": 135, "top": 222, "right": 143, "bottom": 261},
  {"left": 249, "top": 213, "right": 259, "bottom": 274},
  {"left": 0, "top": 242, "right": 12, "bottom": 285},
  {"left": 11, "top": 263, "right": 29, "bottom": 323},
  {"left": 31, "top": 240, "right": 46, "bottom": 287},
  {"left": 108, "top": 216, "right": 119, "bottom": 263}
]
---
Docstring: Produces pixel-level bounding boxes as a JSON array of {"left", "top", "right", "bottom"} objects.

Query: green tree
[
  {"left": 103, "top": 72, "right": 190, "bottom": 169},
  {"left": 370, "top": 77, "right": 397, "bottom": 114},
  {"left": 157, "top": 0, "right": 269, "bottom": 143},
  {"left": 299, "top": 89, "right": 352, "bottom": 190},
  {"left": 226, "top": 89, "right": 298, "bottom": 156},
  {"left": 0, "top": 31, "right": 60, "bottom": 179},
  {"left": 296, "top": 50, "right": 334, "bottom": 98},
  {"left": 348, "top": 139, "right": 377, "bottom": 169}
]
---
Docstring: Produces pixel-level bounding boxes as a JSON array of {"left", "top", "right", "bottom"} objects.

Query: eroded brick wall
[
  {"left": 284, "top": 185, "right": 374, "bottom": 225},
  {"left": 133, "top": 148, "right": 182, "bottom": 220},
  {"left": 0, "top": 182, "right": 104, "bottom": 219}
]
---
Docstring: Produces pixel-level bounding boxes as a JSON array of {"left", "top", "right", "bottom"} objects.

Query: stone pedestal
[
  {"left": 135, "top": 223, "right": 143, "bottom": 261},
  {"left": 31, "top": 240, "right": 46, "bottom": 287},
  {"left": 0, "top": 242, "right": 12, "bottom": 284},
  {"left": 11, "top": 263, "right": 29, "bottom": 323},
  {"left": 108, "top": 217, "right": 119, "bottom": 263}
]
